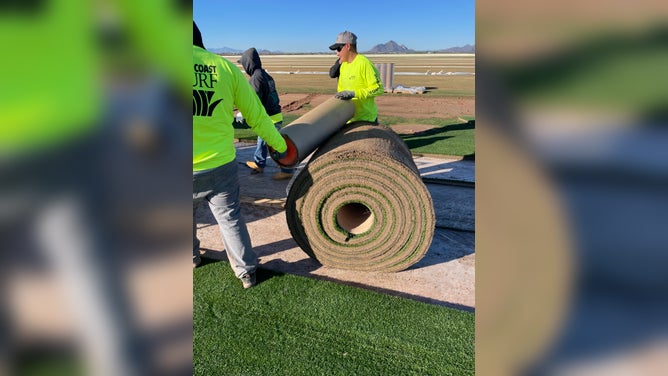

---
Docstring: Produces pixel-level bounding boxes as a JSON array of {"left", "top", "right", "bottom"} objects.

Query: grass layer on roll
[
  {"left": 300, "top": 157, "right": 431, "bottom": 271},
  {"left": 194, "top": 260, "right": 474, "bottom": 376}
]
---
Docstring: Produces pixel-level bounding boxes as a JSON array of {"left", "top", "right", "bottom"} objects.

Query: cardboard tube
[{"left": 271, "top": 97, "right": 355, "bottom": 168}]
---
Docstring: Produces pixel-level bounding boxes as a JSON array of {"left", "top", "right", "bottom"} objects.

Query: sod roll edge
[{"left": 286, "top": 123, "right": 436, "bottom": 272}]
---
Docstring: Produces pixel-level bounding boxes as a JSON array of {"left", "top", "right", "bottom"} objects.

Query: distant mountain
[
  {"left": 366, "top": 41, "right": 475, "bottom": 54},
  {"left": 257, "top": 49, "right": 285, "bottom": 55},
  {"left": 209, "top": 47, "right": 286, "bottom": 55},
  {"left": 208, "top": 43, "right": 475, "bottom": 55},
  {"left": 437, "top": 44, "right": 475, "bottom": 53},
  {"left": 367, "top": 40, "right": 414, "bottom": 53},
  {"left": 209, "top": 47, "right": 242, "bottom": 54}
]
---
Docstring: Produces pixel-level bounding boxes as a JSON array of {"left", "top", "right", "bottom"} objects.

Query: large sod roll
[{"left": 285, "top": 123, "right": 436, "bottom": 272}]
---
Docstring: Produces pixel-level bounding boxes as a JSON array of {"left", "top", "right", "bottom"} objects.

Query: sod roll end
[{"left": 286, "top": 123, "right": 436, "bottom": 272}]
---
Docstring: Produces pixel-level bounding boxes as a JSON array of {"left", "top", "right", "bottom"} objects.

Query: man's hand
[
  {"left": 270, "top": 149, "right": 288, "bottom": 161},
  {"left": 335, "top": 90, "right": 355, "bottom": 100}
]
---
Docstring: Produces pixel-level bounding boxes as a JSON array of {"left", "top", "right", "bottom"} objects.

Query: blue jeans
[
  {"left": 193, "top": 161, "right": 257, "bottom": 277},
  {"left": 253, "top": 121, "right": 294, "bottom": 173}
]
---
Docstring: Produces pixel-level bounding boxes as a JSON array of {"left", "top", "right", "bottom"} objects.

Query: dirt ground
[
  {"left": 280, "top": 93, "right": 474, "bottom": 136},
  {"left": 196, "top": 94, "right": 476, "bottom": 311},
  {"left": 280, "top": 93, "right": 475, "bottom": 120}
]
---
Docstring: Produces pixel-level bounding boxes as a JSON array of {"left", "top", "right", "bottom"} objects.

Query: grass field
[
  {"left": 266, "top": 73, "right": 474, "bottom": 97},
  {"left": 194, "top": 261, "right": 475, "bottom": 375},
  {"left": 230, "top": 53, "right": 475, "bottom": 157},
  {"left": 389, "top": 118, "right": 475, "bottom": 158},
  {"left": 222, "top": 53, "right": 474, "bottom": 74},
  {"left": 223, "top": 53, "right": 475, "bottom": 97}
]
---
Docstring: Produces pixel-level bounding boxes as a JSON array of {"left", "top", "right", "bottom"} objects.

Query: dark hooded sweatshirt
[{"left": 239, "top": 48, "right": 282, "bottom": 121}]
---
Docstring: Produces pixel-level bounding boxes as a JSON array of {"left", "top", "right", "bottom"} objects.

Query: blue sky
[{"left": 194, "top": 0, "right": 475, "bottom": 53}]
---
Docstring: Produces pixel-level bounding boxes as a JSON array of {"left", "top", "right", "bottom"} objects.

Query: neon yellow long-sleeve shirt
[
  {"left": 337, "top": 54, "right": 384, "bottom": 123},
  {"left": 193, "top": 46, "right": 286, "bottom": 171}
]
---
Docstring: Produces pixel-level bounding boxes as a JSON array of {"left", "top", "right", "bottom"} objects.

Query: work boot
[
  {"left": 245, "top": 161, "right": 263, "bottom": 174},
  {"left": 272, "top": 171, "right": 293, "bottom": 180},
  {"left": 240, "top": 272, "right": 256, "bottom": 289}
]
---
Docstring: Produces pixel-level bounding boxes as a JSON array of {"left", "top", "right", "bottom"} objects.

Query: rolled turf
[
  {"left": 286, "top": 123, "right": 436, "bottom": 272},
  {"left": 276, "top": 97, "right": 355, "bottom": 168}
]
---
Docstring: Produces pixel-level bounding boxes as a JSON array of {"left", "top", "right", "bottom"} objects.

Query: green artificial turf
[
  {"left": 14, "top": 350, "right": 84, "bottom": 376},
  {"left": 391, "top": 117, "right": 475, "bottom": 159},
  {"left": 194, "top": 261, "right": 474, "bottom": 375}
]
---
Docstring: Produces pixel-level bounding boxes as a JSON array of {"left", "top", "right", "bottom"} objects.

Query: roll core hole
[{"left": 336, "top": 203, "right": 374, "bottom": 235}]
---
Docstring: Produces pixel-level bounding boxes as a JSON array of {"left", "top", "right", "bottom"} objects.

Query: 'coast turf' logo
[
  {"left": 193, "top": 90, "right": 222, "bottom": 117},
  {"left": 193, "top": 63, "right": 222, "bottom": 116}
]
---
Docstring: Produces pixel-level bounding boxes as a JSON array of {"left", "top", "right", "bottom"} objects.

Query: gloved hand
[
  {"left": 270, "top": 149, "right": 288, "bottom": 161},
  {"left": 335, "top": 90, "right": 355, "bottom": 100}
]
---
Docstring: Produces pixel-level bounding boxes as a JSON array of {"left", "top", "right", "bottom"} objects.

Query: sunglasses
[{"left": 336, "top": 45, "right": 345, "bottom": 52}]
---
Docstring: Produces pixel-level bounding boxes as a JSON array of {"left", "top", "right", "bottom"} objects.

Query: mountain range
[
  {"left": 209, "top": 42, "right": 474, "bottom": 55},
  {"left": 367, "top": 40, "right": 412, "bottom": 53},
  {"left": 368, "top": 41, "right": 475, "bottom": 53},
  {"left": 209, "top": 47, "right": 244, "bottom": 54}
]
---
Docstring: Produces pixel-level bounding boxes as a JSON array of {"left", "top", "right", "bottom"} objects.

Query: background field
[
  {"left": 223, "top": 53, "right": 475, "bottom": 97},
  {"left": 229, "top": 53, "right": 476, "bottom": 157}
]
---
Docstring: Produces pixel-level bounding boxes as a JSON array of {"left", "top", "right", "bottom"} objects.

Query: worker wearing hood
[
  {"left": 238, "top": 48, "right": 282, "bottom": 124},
  {"left": 238, "top": 48, "right": 294, "bottom": 180}
]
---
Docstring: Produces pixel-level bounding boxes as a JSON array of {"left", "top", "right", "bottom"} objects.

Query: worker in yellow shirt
[
  {"left": 193, "top": 22, "right": 288, "bottom": 288},
  {"left": 329, "top": 31, "right": 384, "bottom": 124}
]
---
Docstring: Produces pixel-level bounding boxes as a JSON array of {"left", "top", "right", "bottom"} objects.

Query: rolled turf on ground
[{"left": 286, "top": 123, "right": 436, "bottom": 272}]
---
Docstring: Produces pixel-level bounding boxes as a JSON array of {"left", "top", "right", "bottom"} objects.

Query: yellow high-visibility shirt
[
  {"left": 338, "top": 54, "right": 384, "bottom": 123},
  {"left": 193, "top": 46, "right": 286, "bottom": 171}
]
